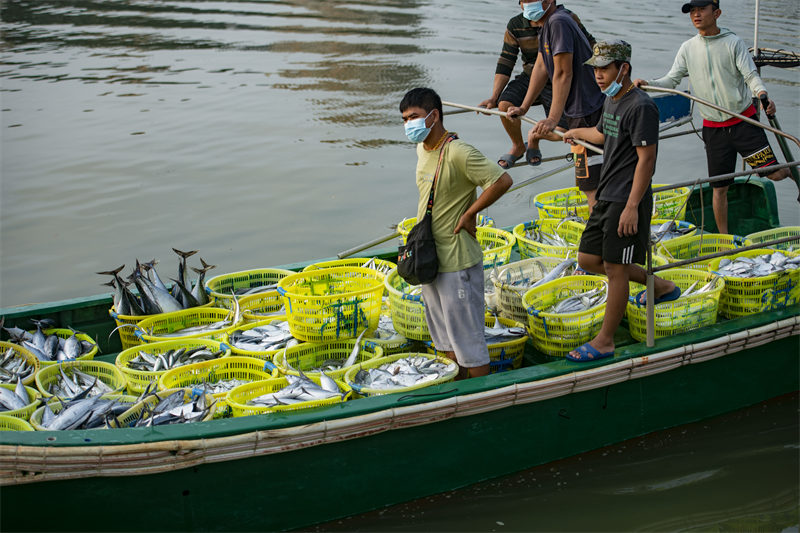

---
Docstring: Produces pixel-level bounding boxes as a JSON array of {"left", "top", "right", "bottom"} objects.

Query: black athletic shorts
[
  {"left": 702, "top": 120, "right": 779, "bottom": 188},
  {"left": 566, "top": 106, "right": 603, "bottom": 192},
  {"left": 498, "top": 73, "right": 568, "bottom": 129},
  {"left": 578, "top": 195, "right": 653, "bottom": 265}
]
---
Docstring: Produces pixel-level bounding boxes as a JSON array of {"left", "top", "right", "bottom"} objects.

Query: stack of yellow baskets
[{"left": 384, "top": 269, "right": 430, "bottom": 341}]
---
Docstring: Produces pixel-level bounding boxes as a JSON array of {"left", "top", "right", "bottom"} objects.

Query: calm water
[{"left": 1, "top": 0, "right": 798, "bottom": 529}]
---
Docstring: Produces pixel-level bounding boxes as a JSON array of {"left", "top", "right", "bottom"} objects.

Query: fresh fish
[
  {"left": 547, "top": 284, "right": 608, "bottom": 314},
  {"left": 0, "top": 386, "right": 28, "bottom": 411},
  {"left": 528, "top": 258, "right": 576, "bottom": 290},
  {"left": 247, "top": 373, "right": 343, "bottom": 407},
  {"left": 125, "top": 346, "right": 225, "bottom": 372},
  {"left": 651, "top": 221, "right": 694, "bottom": 242},
  {"left": 190, "top": 258, "right": 216, "bottom": 306},
  {"left": 352, "top": 355, "right": 457, "bottom": 391},
  {"left": 714, "top": 252, "right": 797, "bottom": 278},
  {"left": 228, "top": 321, "right": 297, "bottom": 352},
  {"left": 0, "top": 348, "right": 35, "bottom": 384},
  {"left": 343, "top": 329, "right": 368, "bottom": 368}
]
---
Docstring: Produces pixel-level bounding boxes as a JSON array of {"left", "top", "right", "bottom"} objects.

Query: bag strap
[{"left": 426, "top": 133, "right": 458, "bottom": 216}]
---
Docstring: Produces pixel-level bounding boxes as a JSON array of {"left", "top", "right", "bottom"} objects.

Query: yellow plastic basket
[
  {"left": 523, "top": 275, "right": 608, "bottom": 357},
  {"left": 398, "top": 215, "right": 494, "bottom": 244},
  {"left": 513, "top": 219, "right": 585, "bottom": 259},
  {"left": 534, "top": 187, "right": 590, "bottom": 220},
  {"left": 109, "top": 307, "right": 156, "bottom": 350},
  {"left": 35, "top": 360, "right": 127, "bottom": 399},
  {"left": 239, "top": 293, "right": 287, "bottom": 323},
  {"left": 158, "top": 356, "right": 274, "bottom": 413},
  {"left": 626, "top": 269, "right": 725, "bottom": 342},
  {"left": 493, "top": 257, "right": 576, "bottom": 324},
  {"left": 115, "top": 339, "right": 231, "bottom": 394},
  {"left": 658, "top": 233, "right": 751, "bottom": 271},
  {"left": 343, "top": 352, "right": 458, "bottom": 397},
  {"left": 477, "top": 227, "right": 516, "bottom": 268},
  {"left": 136, "top": 307, "right": 242, "bottom": 344},
  {"left": 29, "top": 394, "right": 138, "bottom": 431},
  {"left": 224, "top": 316, "right": 300, "bottom": 362},
  {"left": 277, "top": 267, "right": 384, "bottom": 342},
  {"left": 426, "top": 316, "right": 527, "bottom": 373},
  {"left": 205, "top": 268, "right": 295, "bottom": 310},
  {"left": 270, "top": 339, "right": 383, "bottom": 380},
  {"left": 0, "top": 414, "right": 34, "bottom": 431},
  {"left": 226, "top": 376, "right": 352, "bottom": 417},
  {"left": 112, "top": 389, "right": 216, "bottom": 428},
  {"left": 31, "top": 328, "right": 99, "bottom": 367},
  {"left": 384, "top": 269, "right": 429, "bottom": 341},
  {"left": 744, "top": 226, "right": 800, "bottom": 251},
  {"left": 0, "top": 341, "right": 39, "bottom": 387},
  {"left": 652, "top": 185, "right": 691, "bottom": 220},
  {"left": 302, "top": 258, "right": 397, "bottom": 276},
  {"left": 0, "top": 383, "right": 42, "bottom": 420},
  {"left": 708, "top": 249, "right": 800, "bottom": 318}
]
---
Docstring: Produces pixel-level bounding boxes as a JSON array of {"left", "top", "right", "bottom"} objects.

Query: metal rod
[
  {"left": 659, "top": 114, "right": 694, "bottom": 132},
  {"left": 337, "top": 231, "right": 400, "bottom": 259},
  {"left": 646, "top": 246, "right": 655, "bottom": 347},
  {"left": 652, "top": 234, "right": 800, "bottom": 273},
  {"left": 641, "top": 86, "right": 800, "bottom": 150},
  {"left": 511, "top": 153, "right": 572, "bottom": 168},
  {"left": 508, "top": 161, "right": 574, "bottom": 193},
  {"left": 754, "top": 0, "right": 761, "bottom": 58},
  {"left": 651, "top": 160, "right": 800, "bottom": 193},
  {"left": 659, "top": 128, "right": 697, "bottom": 141},
  {"left": 441, "top": 100, "right": 604, "bottom": 155},
  {"left": 443, "top": 108, "right": 473, "bottom": 116}
]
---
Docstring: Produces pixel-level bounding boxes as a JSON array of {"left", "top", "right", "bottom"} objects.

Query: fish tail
[{"left": 96, "top": 265, "right": 125, "bottom": 276}]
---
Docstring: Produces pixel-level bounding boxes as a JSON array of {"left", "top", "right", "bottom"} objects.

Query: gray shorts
[{"left": 421, "top": 261, "right": 489, "bottom": 368}]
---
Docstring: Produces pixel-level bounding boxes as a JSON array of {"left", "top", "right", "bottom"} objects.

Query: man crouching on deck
[
  {"left": 400, "top": 88, "right": 512, "bottom": 378},
  {"left": 561, "top": 41, "right": 677, "bottom": 362}
]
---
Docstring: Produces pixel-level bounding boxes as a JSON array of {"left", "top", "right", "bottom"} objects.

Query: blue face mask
[
  {"left": 404, "top": 110, "right": 433, "bottom": 143},
  {"left": 522, "top": 1, "right": 548, "bottom": 21},
  {"left": 602, "top": 68, "right": 625, "bottom": 97}
]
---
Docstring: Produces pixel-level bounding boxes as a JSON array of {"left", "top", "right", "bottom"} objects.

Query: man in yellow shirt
[{"left": 400, "top": 88, "right": 513, "bottom": 379}]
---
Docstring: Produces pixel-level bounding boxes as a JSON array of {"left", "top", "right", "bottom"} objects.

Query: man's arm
[
  {"left": 618, "top": 144, "right": 657, "bottom": 237},
  {"left": 562, "top": 126, "right": 604, "bottom": 146},
  {"left": 533, "top": 51, "right": 572, "bottom": 137},
  {"left": 733, "top": 38, "right": 776, "bottom": 115},
  {"left": 635, "top": 46, "right": 687, "bottom": 89},
  {"left": 454, "top": 174, "right": 513, "bottom": 237}
]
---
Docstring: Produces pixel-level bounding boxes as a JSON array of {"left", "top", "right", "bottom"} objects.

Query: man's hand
[
  {"left": 633, "top": 79, "right": 647, "bottom": 88},
  {"left": 618, "top": 205, "right": 639, "bottom": 237},
  {"left": 533, "top": 117, "right": 557, "bottom": 138},
  {"left": 454, "top": 212, "right": 477, "bottom": 237},
  {"left": 506, "top": 105, "right": 528, "bottom": 119},
  {"left": 758, "top": 92, "right": 776, "bottom": 116},
  {"left": 562, "top": 129, "right": 579, "bottom": 145},
  {"left": 478, "top": 98, "right": 497, "bottom": 110}
]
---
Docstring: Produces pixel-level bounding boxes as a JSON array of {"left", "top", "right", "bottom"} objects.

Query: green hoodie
[{"left": 647, "top": 28, "right": 767, "bottom": 123}]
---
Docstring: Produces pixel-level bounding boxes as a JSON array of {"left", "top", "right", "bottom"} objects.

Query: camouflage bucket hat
[{"left": 584, "top": 40, "right": 632, "bottom": 67}]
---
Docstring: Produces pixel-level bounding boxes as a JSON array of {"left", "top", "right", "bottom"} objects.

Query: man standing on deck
[
  {"left": 400, "top": 88, "right": 513, "bottom": 379},
  {"left": 561, "top": 40, "right": 677, "bottom": 362},
  {"left": 634, "top": 0, "right": 790, "bottom": 234},
  {"left": 477, "top": 2, "right": 595, "bottom": 169},
  {"left": 506, "top": 0, "right": 605, "bottom": 210}
]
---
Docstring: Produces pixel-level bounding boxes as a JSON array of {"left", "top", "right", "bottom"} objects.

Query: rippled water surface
[{"left": 1, "top": 1, "right": 798, "bottom": 529}]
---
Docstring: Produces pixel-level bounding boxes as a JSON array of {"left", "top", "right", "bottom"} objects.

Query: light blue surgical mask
[
  {"left": 601, "top": 68, "right": 625, "bottom": 97},
  {"left": 522, "top": 1, "right": 548, "bottom": 21},
  {"left": 404, "top": 110, "right": 434, "bottom": 143}
]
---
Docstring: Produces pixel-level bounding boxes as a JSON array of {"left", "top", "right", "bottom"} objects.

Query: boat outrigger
[{"left": 1, "top": 92, "right": 799, "bottom": 532}]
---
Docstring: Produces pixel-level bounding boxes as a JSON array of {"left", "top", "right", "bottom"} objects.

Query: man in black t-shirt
[{"left": 561, "top": 40, "right": 677, "bottom": 362}]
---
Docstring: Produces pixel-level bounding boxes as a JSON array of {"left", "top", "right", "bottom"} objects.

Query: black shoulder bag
[{"left": 397, "top": 133, "right": 456, "bottom": 286}]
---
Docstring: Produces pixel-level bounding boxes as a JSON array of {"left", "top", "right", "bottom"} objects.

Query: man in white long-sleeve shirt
[{"left": 634, "top": 0, "right": 789, "bottom": 234}]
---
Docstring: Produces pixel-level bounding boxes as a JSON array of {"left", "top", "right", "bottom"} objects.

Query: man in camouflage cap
[{"left": 561, "top": 39, "right": 677, "bottom": 362}]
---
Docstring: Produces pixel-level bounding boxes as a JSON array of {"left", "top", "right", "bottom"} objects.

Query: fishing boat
[{"left": 1, "top": 91, "right": 799, "bottom": 531}]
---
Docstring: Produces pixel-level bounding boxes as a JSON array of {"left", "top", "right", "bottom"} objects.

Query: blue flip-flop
[
  {"left": 634, "top": 285, "right": 681, "bottom": 307},
  {"left": 567, "top": 342, "right": 614, "bottom": 362}
]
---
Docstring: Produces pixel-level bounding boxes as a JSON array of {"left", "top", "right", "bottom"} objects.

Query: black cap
[{"left": 682, "top": 0, "right": 719, "bottom": 13}]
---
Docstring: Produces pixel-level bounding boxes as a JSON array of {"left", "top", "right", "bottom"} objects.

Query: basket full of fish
[
  {"left": 364, "top": 312, "right": 412, "bottom": 355},
  {"left": 1, "top": 319, "right": 98, "bottom": 366},
  {"left": 523, "top": 275, "right": 608, "bottom": 357},
  {"left": 136, "top": 306, "right": 243, "bottom": 344},
  {"left": 226, "top": 373, "right": 352, "bottom": 417},
  {"left": 0, "top": 382, "right": 42, "bottom": 421},
  {"left": 384, "top": 269, "right": 429, "bottom": 342},
  {"left": 492, "top": 257, "right": 577, "bottom": 323},
  {"left": 427, "top": 316, "right": 528, "bottom": 373},
  {"left": 477, "top": 227, "right": 516, "bottom": 268},
  {"left": 100, "top": 249, "right": 216, "bottom": 350},
  {"left": 534, "top": 185, "right": 691, "bottom": 221},
  {"left": 277, "top": 266, "right": 384, "bottom": 343},
  {"left": 344, "top": 353, "right": 458, "bottom": 397},
  {"left": 513, "top": 218, "right": 585, "bottom": 259},
  {"left": 626, "top": 269, "right": 725, "bottom": 342},
  {"left": 111, "top": 388, "right": 216, "bottom": 428},
  {"left": 226, "top": 317, "right": 303, "bottom": 360},
  {"left": 658, "top": 233, "right": 751, "bottom": 271},
  {"left": 650, "top": 219, "right": 697, "bottom": 244},
  {"left": 303, "top": 257, "right": 396, "bottom": 277},
  {"left": 158, "top": 356, "right": 275, "bottom": 413},
  {"left": 35, "top": 360, "right": 128, "bottom": 400},
  {"left": 398, "top": 215, "right": 494, "bottom": 245},
  {"left": 708, "top": 249, "right": 800, "bottom": 318},
  {"left": 270, "top": 331, "right": 383, "bottom": 380},
  {"left": 0, "top": 341, "right": 40, "bottom": 386},
  {"left": 744, "top": 226, "right": 800, "bottom": 252},
  {"left": 30, "top": 394, "right": 139, "bottom": 431},
  {"left": 0, "top": 414, "right": 34, "bottom": 431},
  {"left": 206, "top": 267, "right": 295, "bottom": 311},
  {"left": 115, "top": 339, "right": 231, "bottom": 394}
]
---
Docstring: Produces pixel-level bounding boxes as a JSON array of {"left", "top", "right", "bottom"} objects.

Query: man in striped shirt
[{"left": 478, "top": 2, "right": 594, "bottom": 169}]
